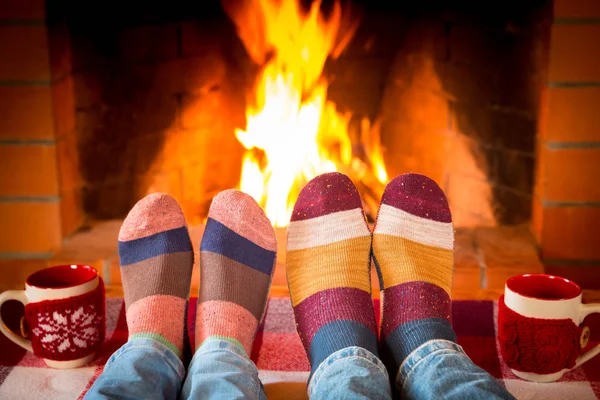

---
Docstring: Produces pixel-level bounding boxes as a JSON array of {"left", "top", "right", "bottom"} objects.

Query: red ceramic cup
[
  {"left": 498, "top": 274, "right": 600, "bottom": 382},
  {"left": 0, "top": 265, "right": 105, "bottom": 368}
]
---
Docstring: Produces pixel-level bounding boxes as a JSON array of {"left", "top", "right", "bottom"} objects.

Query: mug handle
[
  {"left": 0, "top": 290, "right": 33, "bottom": 352},
  {"left": 576, "top": 303, "right": 600, "bottom": 367}
]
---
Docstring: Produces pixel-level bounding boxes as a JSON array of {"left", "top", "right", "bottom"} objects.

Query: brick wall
[
  {"left": 0, "top": 0, "right": 81, "bottom": 257},
  {"left": 533, "top": 0, "right": 600, "bottom": 262}
]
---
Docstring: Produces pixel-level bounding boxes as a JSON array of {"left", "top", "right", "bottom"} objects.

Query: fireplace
[
  {"left": 62, "top": 0, "right": 545, "bottom": 226},
  {"left": 0, "top": 0, "right": 598, "bottom": 276}
]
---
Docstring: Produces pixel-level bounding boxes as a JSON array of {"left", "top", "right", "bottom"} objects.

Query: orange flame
[{"left": 224, "top": 0, "right": 387, "bottom": 226}]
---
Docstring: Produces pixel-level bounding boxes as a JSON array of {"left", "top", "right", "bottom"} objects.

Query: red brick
[
  {"left": 446, "top": 176, "right": 496, "bottom": 227},
  {"left": 52, "top": 220, "right": 120, "bottom": 280},
  {"left": 48, "top": 23, "right": 72, "bottom": 81},
  {"left": 181, "top": 21, "right": 229, "bottom": 58},
  {"left": 546, "top": 87, "right": 600, "bottom": 142},
  {"left": 118, "top": 24, "right": 179, "bottom": 62},
  {"left": 52, "top": 76, "right": 75, "bottom": 137},
  {"left": 142, "top": 170, "right": 183, "bottom": 201},
  {"left": 537, "top": 85, "right": 549, "bottom": 141},
  {"left": 0, "top": 202, "right": 61, "bottom": 253},
  {"left": 475, "top": 226, "right": 544, "bottom": 289},
  {"left": 0, "top": 26, "right": 50, "bottom": 81},
  {"left": 180, "top": 91, "right": 229, "bottom": 129},
  {"left": 453, "top": 229, "right": 482, "bottom": 290},
  {"left": 545, "top": 265, "right": 600, "bottom": 290},
  {"left": 476, "top": 225, "right": 541, "bottom": 268},
  {"left": 152, "top": 55, "right": 226, "bottom": 95},
  {"left": 0, "top": 0, "right": 45, "bottom": 19},
  {"left": 0, "top": 86, "right": 54, "bottom": 139},
  {"left": 549, "top": 25, "right": 600, "bottom": 82},
  {"left": 73, "top": 72, "right": 104, "bottom": 109},
  {"left": 455, "top": 229, "right": 480, "bottom": 267},
  {"left": 554, "top": 0, "right": 600, "bottom": 18},
  {"left": 531, "top": 197, "right": 544, "bottom": 246},
  {"left": 533, "top": 140, "right": 547, "bottom": 199},
  {"left": 446, "top": 134, "right": 487, "bottom": 179},
  {"left": 379, "top": 58, "right": 450, "bottom": 185},
  {"left": 543, "top": 147, "right": 600, "bottom": 202},
  {"left": 540, "top": 206, "right": 600, "bottom": 260},
  {"left": 0, "top": 144, "right": 58, "bottom": 196},
  {"left": 60, "top": 188, "right": 84, "bottom": 238},
  {"left": 0, "top": 259, "right": 48, "bottom": 288},
  {"left": 56, "top": 131, "right": 82, "bottom": 192}
]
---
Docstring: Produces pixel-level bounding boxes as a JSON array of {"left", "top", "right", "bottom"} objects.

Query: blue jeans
[{"left": 85, "top": 338, "right": 513, "bottom": 399}]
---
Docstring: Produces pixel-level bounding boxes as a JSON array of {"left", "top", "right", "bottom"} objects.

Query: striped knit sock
[
  {"left": 287, "top": 172, "right": 378, "bottom": 377},
  {"left": 196, "top": 189, "right": 277, "bottom": 356},
  {"left": 118, "top": 193, "right": 194, "bottom": 359},
  {"left": 373, "top": 173, "right": 456, "bottom": 375}
]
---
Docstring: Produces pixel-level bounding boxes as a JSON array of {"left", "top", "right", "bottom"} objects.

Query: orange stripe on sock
[
  {"left": 286, "top": 236, "right": 372, "bottom": 307},
  {"left": 374, "top": 235, "right": 453, "bottom": 294}
]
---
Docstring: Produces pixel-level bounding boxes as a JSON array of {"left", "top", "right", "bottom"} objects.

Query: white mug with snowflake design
[{"left": 0, "top": 264, "right": 105, "bottom": 369}]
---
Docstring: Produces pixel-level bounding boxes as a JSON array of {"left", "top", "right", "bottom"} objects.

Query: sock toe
[
  {"left": 291, "top": 172, "right": 365, "bottom": 222},
  {"left": 119, "top": 193, "right": 188, "bottom": 242},
  {"left": 379, "top": 173, "right": 451, "bottom": 223},
  {"left": 207, "top": 189, "right": 277, "bottom": 252}
]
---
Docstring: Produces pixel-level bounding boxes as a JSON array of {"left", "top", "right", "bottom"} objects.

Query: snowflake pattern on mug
[{"left": 31, "top": 304, "right": 101, "bottom": 354}]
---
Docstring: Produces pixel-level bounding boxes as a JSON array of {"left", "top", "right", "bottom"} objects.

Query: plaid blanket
[{"left": 0, "top": 298, "right": 598, "bottom": 399}]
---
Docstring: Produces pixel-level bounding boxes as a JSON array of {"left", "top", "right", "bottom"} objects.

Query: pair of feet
[
  {"left": 118, "top": 171, "right": 455, "bottom": 382},
  {"left": 287, "top": 172, "right": 455, "bottom": 381},
  {"left": 118, "top": 188, "right": 277, "bottom": 359}
]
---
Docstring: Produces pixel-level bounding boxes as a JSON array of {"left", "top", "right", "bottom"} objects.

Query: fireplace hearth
[{"left": 1, "top": 0, "right": 599, "bottom": 272}]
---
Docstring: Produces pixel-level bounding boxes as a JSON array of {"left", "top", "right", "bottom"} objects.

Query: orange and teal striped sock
[
  {"left": 287, "top": 172, "right": 378, "bottom": 377},
  {"left": 118, "top": 193, "right": 194, "bottom": 359},
  {"left": 373, "top": 173, "right": 456, "bottom": 375},
  {"left": 195, "top": 190, "right": 277, "bottom": 356}
]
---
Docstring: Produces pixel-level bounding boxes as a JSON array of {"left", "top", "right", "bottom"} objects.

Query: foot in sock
[
  {"left": 118, "top": 193, "right": 194, "bottom": 358},
  {"left": 196, "top": 189, "right": 277, "bottom": 356},
  {"left": 373, "top": 173, "right": 455, "bottom": 373},
  {"left": 287, "top": 172, "right": 378, "bottom": 377}
]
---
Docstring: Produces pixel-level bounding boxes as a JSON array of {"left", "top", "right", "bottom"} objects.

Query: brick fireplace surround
[{"left": 0, "top": 0, "right": 599, "bottom": 293}]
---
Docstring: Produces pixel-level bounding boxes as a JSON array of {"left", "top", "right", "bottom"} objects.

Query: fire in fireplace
[
  {"left": 14, "top": 0, "right": 547, "bottom": 233},
  {"left": 224, "top": 0, "right": 387, "bottom": 226}
]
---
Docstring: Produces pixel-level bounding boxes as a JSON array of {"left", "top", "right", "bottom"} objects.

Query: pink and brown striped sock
[
  {"left": 373, "top": 173, "right": 456, "bottom": 374},
  {"left": 195, "top": 190, "right": 277, "bottom": 356},
  {"left": 118, "top": 193, "right": 194, "bottom": 359}
]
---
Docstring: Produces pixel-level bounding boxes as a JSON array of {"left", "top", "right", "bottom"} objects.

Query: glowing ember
[{"left": 224, "top": 0, "right": 388, "bottom": 226}]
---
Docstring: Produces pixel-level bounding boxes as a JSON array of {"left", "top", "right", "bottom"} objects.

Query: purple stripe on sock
[
  {"left": 380, "top": 173, "right": 451, "bottom": 223},
  {"left": 291, "top": 173, "right": 364, "bottom": 222},
  {"left": 381, "top": 281, "right": 452, "bottom": 339},
  {"left": 293, "top": 287, "right": 377, "bottom": 350}
]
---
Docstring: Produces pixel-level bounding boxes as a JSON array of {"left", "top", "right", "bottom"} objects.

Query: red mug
[
  {"left": 498, "top": 274, "right": 600, "bottom": 382},
  {"left": 0, "top": 265, "right": 105, "bottom": 369}
]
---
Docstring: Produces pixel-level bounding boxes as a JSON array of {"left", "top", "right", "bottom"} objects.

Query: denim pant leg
[
  {"left": 398, "top": 340, "right": 515, "bottom": 400},
  {"left": 85, "top": 338, "right": 184, "bottom": 400},
  {"left": 309, "top": 346, "right": 392, "bottom": 400},
  {"left": 181, "top": 338, "right": 267, "bottom": 400}
]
